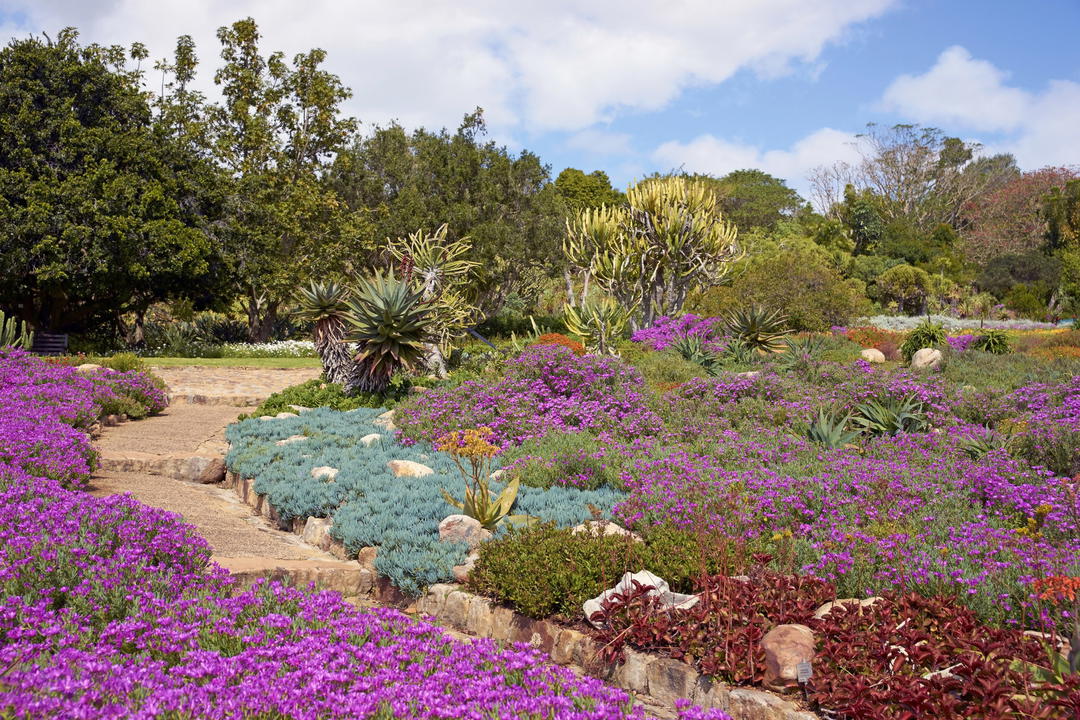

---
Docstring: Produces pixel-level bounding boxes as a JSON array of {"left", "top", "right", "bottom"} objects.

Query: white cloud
[
  {"left": 879, "top": 46, "right": 1080, "bottom": 168},
  {"left": 880, "top": 46, "right": 1030, "bottom": 132},
  {"left": 652, "top": 127, "right": 861, "bottom": 198},
  {"left": 565, "top": 128, "right": 633, "bottom": 156},
  {"left": 0, "top": 0, "right": 897, "bottom": 134}
]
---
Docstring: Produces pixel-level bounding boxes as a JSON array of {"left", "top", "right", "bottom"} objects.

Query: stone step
[
  {"left": 98, "top": 451, "right": 221, "bottom": 481},
  {"left": 215, "top": 556, "right": 374, "bottom": 596},
  {"left": 169, "top": 393, "right": 265, "bottom": 407}
]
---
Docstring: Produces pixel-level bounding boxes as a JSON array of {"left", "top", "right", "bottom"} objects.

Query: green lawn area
[{"left": 146, "top": 356, "right": 322, "bottom": 369}]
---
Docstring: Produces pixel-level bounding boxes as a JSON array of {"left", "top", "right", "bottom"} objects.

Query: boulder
[
  {"left": 374, "top": 410, "right": 397, "bottom": 431},
  {"left": 196, "top": 458, "right": 227, "bottom": 484},
  {"left": 439, "top": 514, "right": 493, "bottom": 550},
  {"left": 452, "top": 550, "right": 480, "bottom": 583},
  {"left": 359, "top": 433, "right": 382, "bottom": 448},
  {"left": 311, "top": 466, "right": 339, "bottom": 481},
  {"left": 583, "top": 571, "right": 698, "bottom": 627},
  {"left": 275, "top": 434, "right": 307, "bottom": 446},
  {"left": 910, "top": 347, "right": 943, "bottom": 370},
  {"left": 275, "top": 411, "right": 298, "bottom": 419},
  {"left": 570, "top": 520, "right": 643, "bottom": 543},
  {"left": 288, "top": 405, "right": 311, "bottom": 413},
  {"left": 737, "top": 370, "right": 760, "bottom": 378},
  {"left": 387, "top": 459, "right": 433, "bottom": 478},
  {"left": 859, "top": 348, "right": 886, "bottom": 363},
  {"left": 762, "top": 623, "right": 816, "bottom": 692},
  {"left": 75, "top": 363, "right": 103, "bottom": 374}
]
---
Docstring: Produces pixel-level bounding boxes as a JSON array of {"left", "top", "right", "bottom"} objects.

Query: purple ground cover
[{"left": 0, "top": 346, "right": 728, "bottom": 719}]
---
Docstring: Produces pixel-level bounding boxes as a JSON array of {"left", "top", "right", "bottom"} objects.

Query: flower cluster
[
  {"left": 629, "top": 314, "right": 725, "bottom": 350},
  {"left": 1, "top": 347, "right": 727, "bottom": 719}
]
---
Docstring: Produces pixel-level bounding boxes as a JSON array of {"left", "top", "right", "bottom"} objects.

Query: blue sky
[{"left": 2, "top": 0, "right": 1078, "bottom": 201}]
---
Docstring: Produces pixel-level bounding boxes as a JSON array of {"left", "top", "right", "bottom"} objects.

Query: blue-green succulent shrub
[{"left": 225, "top": 407, "right": 623, "bottom": 595}]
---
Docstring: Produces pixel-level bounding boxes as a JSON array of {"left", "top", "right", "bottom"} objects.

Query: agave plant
[
  {"left": 852, "top": 394, "right": 929, "bottom": 436},
  {"left": 724, "top": 306, "right": 790, "bottom": 353},
  {"left": 671, "top": 334, "right": 722, "bottom": 376},
  {"left": 972, "top": 328, "right": 1011, "bottom": 355},
  {"left": 899, "top": 318, "right": 946, "bottom": 363},
  {"left": 293, "top": 280, "right": 353, "bottom": 385},
  {"left": 806, "top": 408, "right": 860, "bottom": 449},
  {"left": 0, "top": 309, "right": 33, "bottom": 349},
  {"left": 342, "top": 270, "right": 435, "bottom": 394},
  {"left": 721, "top": 338, "right": 757, "bottom": 366},
  {"left": 959, "top": 428, "right": 1014, "bottom": 460}
]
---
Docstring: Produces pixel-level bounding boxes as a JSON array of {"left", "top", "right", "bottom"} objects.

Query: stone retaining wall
[{"left": 223, "top": 471, "right": 816, "bottom": 720}]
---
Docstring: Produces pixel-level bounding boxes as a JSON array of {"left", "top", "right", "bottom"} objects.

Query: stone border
[{"left": 223, "top": 471, "right": 816, "bottom": 720}]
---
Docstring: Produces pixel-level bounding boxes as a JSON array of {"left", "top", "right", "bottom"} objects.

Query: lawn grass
[{"left": 146, "top": 356, "right": 322, "bottom": 369}]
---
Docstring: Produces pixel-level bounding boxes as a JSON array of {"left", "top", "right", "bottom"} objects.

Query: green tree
[
  {"left": 208, "top": 18, "right": 359, "bottom": 341},
  {"left": 0, "top": 29, "right": 218, "bottom": 334},
  {"left": 554, "top": 168, "right": 625, "bottom": 210},
  {"left": 1043, "top": 179, "right": 1080, "bottom": 316},
  {"left": 330, "top": 110, "right": 564, "bottom": 315},
  {"left": 876, "top": 264, "right": 932, "bottom": 314},
  {"left": 713, "top": 169, "right": 805, "bottom": 233}
]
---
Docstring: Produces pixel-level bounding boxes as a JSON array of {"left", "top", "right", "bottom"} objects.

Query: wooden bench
[{"left": 31, "top": 332, "right": 68, "bottom": 356}]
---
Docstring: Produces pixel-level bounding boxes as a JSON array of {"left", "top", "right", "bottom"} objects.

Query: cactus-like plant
[
  {"left": 437, "top": 428, "right": 530, "bottom": 530},
  {"left": 0, "top": 310, "right": 34, "bottom": 350},
  {"left": 806, "top": 408, "right": 860, "bottom": 449},
  {"left": 563, "top": 296, "right": 633, "bottom": 355},
  {"left": 724, "top": 306, "right": 790, "bottom": 354},
  {"left": 972, "top": 328, "right": 1011, "bottom": 355},
  {"left": 293, "top": 280, "right": 353, "bottom": 385},
  {"left": 342, "top": 270, "right": 435, "bottom": 394}
]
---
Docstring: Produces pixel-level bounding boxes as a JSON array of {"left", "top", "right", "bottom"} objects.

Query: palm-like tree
[
  {"left": 342, "top": 270, "right": 435, "bottom": 393},
  {"left": 293, "top": 280, "right": 353, "bottom": 385}
]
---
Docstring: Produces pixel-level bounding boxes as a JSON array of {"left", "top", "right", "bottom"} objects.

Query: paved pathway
[{"left": 90, "top": 366, "right": 363, "bottom": 596}]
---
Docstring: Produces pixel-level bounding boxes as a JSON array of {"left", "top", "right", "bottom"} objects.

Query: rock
[
  {"left": 196, "top": 458, "right": 227, "bottom": 484},
  {"left": 275, "top": 434, "right": 307, "bottom": 446},
  {"left": 102, "top": 414, "right": 125, "bottom": 427},
  {"left": 258, "top": 416, "right": 275, "bottom": 421},
  {"left": 570, "top": 520, "right": 643, "bottom": 543},
  {"left": 911, "top": 347, "right": 943, "bottom": 370},
  {"left": 301, "top": 517, "right": 333, "bottom": 548},
  {"left": 359, "top": 433, "right": 382, "bottom": 448},
  {"left": 859, "top": 348, "right": 886, "bottom": 363},
  {"left": 374, "top": 410, "right": 397, "bottom": 431},
  {"left": 583, "top": 571, "right": 698, "bottom": 627},
  {"left": 75, "top": 363, "right": 103, "bottom": 374},
  {"left": 275, "top": 411, "right": 298, "bottom": 419},
  {"left": 452, "top": 550, "right": 480, "bottom": 583},
  {"left": 408, "top": 385, "right": 429, "bottom": 395},
  {"left": 311, "top": 466, "right": 339, "bottom": 481},
  {"left": 387, "top": 459, "right": 433, "bottom": 478},
  {"left": 288, "top": 405, "right": 311, "bottom": 413},
  {"left": 490, "top": 469, "right": 506, "bottom": 481},
  {"left": 762, "top": 623, "right": 816, "bottom": 692},
  {"left": 813, "top": 596, "right": 881, "bottom": 620},
  {"left": 357, "top": 546, "right": 378, "bottom": 571},
  {"left": 439, "top": 515, "right": 493, "bottom": 550},
  {"left": 737, "top": 370, "right": 760, "bottom": 378}
]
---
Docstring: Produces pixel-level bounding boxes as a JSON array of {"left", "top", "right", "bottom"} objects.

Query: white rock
[
  {"left": 570, "top": 520, "right": 643, "bottom": 543},
  {"left": 859, "top": 348, "right": 886, "bottom": 363},
  {"left": 288, "top": 405, "right": 311, "bottom": 413},
  {"left": 490, "top": 469, "right": 506, "bottom": 481},
  {"left": 387, "top": 459, "right": 433, "bottom": 478},
  {"left": 911, "top": 347, "right": 943, "bottom": 370},
  {"left": 258, "top": 416, "right": 275, "bottom": 421},
  {"left": 812, "top": 596, "right": 881, "bottom": 620},
  {"left": 75, "top": 363, "right": 103, "bottom": 373},
  {"left": 310, "top": 466, "right": 339, "bottom": 481},
  {"left": 359, "top": 433, "right": 382, "bottom": 447},
  {"left": 583, "top": 571, "right": 698, "bottom": 627},
  {"left": 439, "top": 515, "right": 493, "bottom": 550},
  {"left": 737, "top": 371, "right": 760, "bottom": 378},
  {"left": 275, "top": 412, "right": 298, "bottom": 419},
  {"left": 275, "top": 434, "right": 307, "bottom": 446},
  {"left": 452, "top": 550, "right": 480, "bottom": 583},
  {"left": 374, "top": 410, "right": 397, "bottom": 431}
]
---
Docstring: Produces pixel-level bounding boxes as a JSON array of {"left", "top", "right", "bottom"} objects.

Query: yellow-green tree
[{"left": 563, "top": 176, "right": 740, "bottom": 329}]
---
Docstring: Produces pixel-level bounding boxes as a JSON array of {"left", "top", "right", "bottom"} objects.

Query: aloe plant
[
  {"left": 342, "top": 270, "right": 435, "bottom": 393},
  {"left": 563, "top": 296, "right": 633, "bottom": 355},
  {"left": 724, "top": 306, "right": 790, "bottom": 353},
  {"left": 293, "top": 280, "right": 353, "bottom": 385},
  {"left": 806, "top": 408, "right": 860, "bottom": 449},
  {"left": 852, "top": 394, "right": 929, "bottom": 436},
  {"left": 900, "top": 318, "right": 946, "bottom": 363},
  {"left": 972, "top": 328, "right": 1011, "bottom": 355}
]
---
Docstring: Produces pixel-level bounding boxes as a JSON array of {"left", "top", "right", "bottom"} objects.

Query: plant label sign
[{"left": 796, "top": 661, "right": 813, "bottom": 684}]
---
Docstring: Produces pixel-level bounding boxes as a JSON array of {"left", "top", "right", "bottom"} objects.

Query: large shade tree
[
  {"left": 329, "top": 110, "right": 565, "bottom": 316},
  {"left": 0, "top": 29, "right": 220, "bottom": 333}
]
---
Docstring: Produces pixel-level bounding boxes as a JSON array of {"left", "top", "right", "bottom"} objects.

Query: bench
[{"left": 31, "top": 332, "right": 68, "bottom": 356}]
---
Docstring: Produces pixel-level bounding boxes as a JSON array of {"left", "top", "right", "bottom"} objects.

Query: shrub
[
  {"left": 533, "top": 332, "right": 585, "bottom": 356},
  {"left": 618, "top": 341, "right": 709, "bottom": 386},
  {"left": 900, "top": 318, "right": 947, "bottom": 362},
  {"left": 100, "top": 352, "right": 147, "bottom": 372},
  {"left": 688, "top": 248, "right": 870, "bottom": 332},
  {"left": 501, "top": 431, "right": 628, "bottom": 491},
  {"left": 246, "top": 379, "right": 387, "bottom": 418},
  {"left": 972, "top": 329, "right": 1011, "bottom": 354},
  {"left": 876, "top": 263, "right": 932, "bottom": 314}
]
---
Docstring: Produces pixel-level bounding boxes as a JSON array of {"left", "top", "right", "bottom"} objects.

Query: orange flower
[{"left": 1032, "top": 576, "right": 1080, "bottom": 603}]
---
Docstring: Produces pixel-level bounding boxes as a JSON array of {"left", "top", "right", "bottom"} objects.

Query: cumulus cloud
[
  {"left": 565, "top": 128, "right": 634, "bottom": 156},
  {"left": 880, "top": 46, "right": 1080, "bottom": 168},
  {"left": 0, "top": 0, "right": 896, "bottom": 134},
  {"left": 651, "top": 127, "right": 862, "bottom": 197}
]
